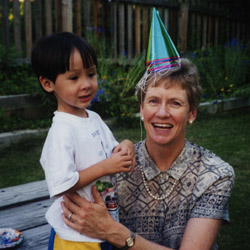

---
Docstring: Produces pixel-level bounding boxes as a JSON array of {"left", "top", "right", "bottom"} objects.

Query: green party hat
[{"left": 146, "top": 8, "right": 181, "bottom": 72}]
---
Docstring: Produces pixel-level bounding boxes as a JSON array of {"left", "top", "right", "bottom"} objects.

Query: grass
[{"left": 0, "top": 108, "right": 250, "bottom": 249}]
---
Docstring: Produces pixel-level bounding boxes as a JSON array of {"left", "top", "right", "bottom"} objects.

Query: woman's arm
[
  {"left": 62, "top": 187, "right": 170, "bottom": 250},
  {"left": 61, "top": 187, "right": 223, "bottom": 250}
]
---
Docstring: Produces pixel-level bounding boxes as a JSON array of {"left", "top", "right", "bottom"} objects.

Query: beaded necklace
[{"left": 140, "top": 166, "right": 177, "bottom": 201}]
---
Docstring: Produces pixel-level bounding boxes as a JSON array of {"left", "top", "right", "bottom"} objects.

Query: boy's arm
[{"left": 67, "top": 150, "right": 133, "bottom": 194}]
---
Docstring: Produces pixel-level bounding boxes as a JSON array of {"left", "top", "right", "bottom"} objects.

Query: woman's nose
[{"left": 156, "top": 104, "right": 170, "bottom": 117}]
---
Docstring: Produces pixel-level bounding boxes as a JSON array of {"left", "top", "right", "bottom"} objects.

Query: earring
[
  {"left": 141, "top": 116, "right": 144, "bottom": 121},
  {"left": 189, "top": 120, "right": 193, "bottom": 125}
]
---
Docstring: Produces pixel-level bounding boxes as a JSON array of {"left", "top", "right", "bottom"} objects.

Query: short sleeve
[
  {"left": 40, "top": 126, "right": 79, "bottom": 198},
  {"left": 191, "top": 152, "right": 235, "bottom": 222}
]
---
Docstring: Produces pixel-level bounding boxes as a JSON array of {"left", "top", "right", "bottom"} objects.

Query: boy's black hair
[{"left": 31, "top": 32, "right": 97, "bottom": 83}]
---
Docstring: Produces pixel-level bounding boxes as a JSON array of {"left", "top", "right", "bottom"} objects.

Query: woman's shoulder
[{"left": 189, "top": 141, "right": 235, "bottom": 181}]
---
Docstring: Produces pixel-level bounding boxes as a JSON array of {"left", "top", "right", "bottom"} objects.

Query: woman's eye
[
  {"left": 149, "top": 99, "right": 157, "bottom": 104},
  {"left": 172, "top": 101, "right": 182, "bottom": 107}
]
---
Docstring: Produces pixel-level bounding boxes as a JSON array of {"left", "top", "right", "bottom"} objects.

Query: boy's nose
[{"left": 80, "top": 79, "right": 91, "bottom": 89}]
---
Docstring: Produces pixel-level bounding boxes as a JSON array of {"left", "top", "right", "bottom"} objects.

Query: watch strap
[{"left": 119, "top": 231, "right": 136, "bottom": 250}]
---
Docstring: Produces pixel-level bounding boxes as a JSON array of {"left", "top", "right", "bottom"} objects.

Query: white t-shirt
[{"left": 40, "top": 110, "right": 118, "bottom": 242}]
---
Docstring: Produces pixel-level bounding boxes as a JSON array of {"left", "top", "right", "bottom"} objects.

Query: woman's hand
[{"left": 62, "top": 186, "right": 114, "bottom": 240}]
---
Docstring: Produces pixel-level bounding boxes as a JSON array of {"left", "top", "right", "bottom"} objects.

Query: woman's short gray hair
[{"left": 136, "top": 58, "right": 202, "bottom": 111}]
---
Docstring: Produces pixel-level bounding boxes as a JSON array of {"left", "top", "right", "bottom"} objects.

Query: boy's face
[{"left": 52, "top": 49, "right": 98, "bottom": 117}]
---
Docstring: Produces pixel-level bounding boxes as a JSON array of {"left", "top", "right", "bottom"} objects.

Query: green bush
[
  {"left": 186, "top": 39, "right": 250, "bottom": 101},
  {"left": 0, "top": 45, "right": 39, "bottom": 95},
  {"left": 90, "top": 53, "right": 145, "bottom": 126}
]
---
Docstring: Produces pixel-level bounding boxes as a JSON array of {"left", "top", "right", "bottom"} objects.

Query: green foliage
[
  {"left": 0, "top": 45, "right": 39, "bottom": 95},
  {"left": 91, "top": 53, "right": 145, "bottom": 126},
  {"left": 0, "top": 116, "right": 51, "bottom": 133},
  {"left": 186, "top": 39, "right": 250, "bottom": 101}
]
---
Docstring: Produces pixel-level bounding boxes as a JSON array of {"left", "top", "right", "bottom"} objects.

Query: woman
[{"left": 61, "top": 58, "right": 234, "bottom": 250}]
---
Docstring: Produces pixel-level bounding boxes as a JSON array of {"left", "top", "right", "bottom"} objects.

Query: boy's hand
[
  {"left": 104, "top": 151, "right": 132, "bottom": 174},
  {"left": 113, "top": 140, "right": 135, "bottom": 171}
]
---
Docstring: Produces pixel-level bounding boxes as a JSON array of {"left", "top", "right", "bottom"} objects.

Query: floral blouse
[{"left": 116, "top": 140, "right": 235, "bottom": 250}]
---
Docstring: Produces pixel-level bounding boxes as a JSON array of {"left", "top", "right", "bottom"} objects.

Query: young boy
[{"left": 31, "top": 32, "right": 135, "bottom": 250}]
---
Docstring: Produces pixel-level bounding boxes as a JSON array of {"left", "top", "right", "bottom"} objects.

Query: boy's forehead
[{"left": 69, "top": 49, "right": 95, "bottom": 70}]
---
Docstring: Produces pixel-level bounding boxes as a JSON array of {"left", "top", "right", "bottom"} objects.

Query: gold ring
[{"left": 67, "top": 213, "right": 73, "bottom": 220}]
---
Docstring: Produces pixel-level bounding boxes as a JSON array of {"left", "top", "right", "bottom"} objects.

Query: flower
[{"left": 225, "top": 76, "right": 228, "bottom": 81}]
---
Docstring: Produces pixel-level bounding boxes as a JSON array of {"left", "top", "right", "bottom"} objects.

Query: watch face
[{"left": 127, "top": 238, "right": 134, "bottom": 247}]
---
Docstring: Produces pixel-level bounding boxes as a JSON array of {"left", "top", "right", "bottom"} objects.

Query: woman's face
[{"left": 141, "top": 81, "right": 196, "bottom": 150}]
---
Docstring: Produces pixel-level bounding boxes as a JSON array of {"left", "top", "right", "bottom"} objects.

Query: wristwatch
[{"left": 119, "top": 231, "right": 136, "bottom": 250}]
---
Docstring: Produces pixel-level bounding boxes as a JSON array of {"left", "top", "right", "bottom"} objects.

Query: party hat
[{"left": 146, "top": 8, "right": 181, "bottom": 73}]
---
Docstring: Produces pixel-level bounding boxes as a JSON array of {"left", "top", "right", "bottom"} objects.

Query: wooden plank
[
  {"left": 214, "top": 16, "right": 219, "bottom": 45},
  {"left": 1, "top": 0, "right": 10, "bottom": 47},
  {"left": 135, "top": 5, "right": 141, "bottom": 56},
  {"left": 0, "top": 180, "right": 49, "bottom": 209},
  {"left": 119, "top": 3, "right": 125, "bottom": 56},
  {"left": 202, "top": 15, "right": 207, "bottom": 48},
  {"left": 15, "top": 224, "right": 50, "bottom": 250},
  {"left": 24, "top": 0, "right": 32, "bottom": 59},
  {"left": 142, "top": 6, "right": 148, "bottom": 52},
  {"left": 178, "top": 2, "right": 189, "bottom": 52},
  {"left": 83, "top": 0, "right": 90, "bottom": 38},
  {"left": 55, "top": 0, "right": 62, "bottom": 32},
  {"left": 196, "top": 13, "right": 201, "bottom": 49},
  {"left": 34, "top": 0, "right": 43, "bottom": 41},
  {"left": 0, "top": 199, "right": 52, "bottom": 230},
  {"left": 13, "top": 0, "right": 22, "bottom": 56},
  {"left": 189, "top": 12, "right": 196, "bottom": 50},
  {"left": 62, "top": 0, "right": 73, "bottom": 32},
  {"left": 127, "top": 4, "right": 133, "bottom": 59},
  {"left": 111, "top": 2, "right": 117, "bottom": 59},
  {"left": 164, "top": 8, "right": 169, "bottom": 32},
  {"left": 75, "top": 0, "right": 81, "bottom": 35},
  {"left": 45, "top": 0, "right": 52, "bottom": 35},
  {"left": 93, "top": 0, "right": 99, "bottom": 36}
]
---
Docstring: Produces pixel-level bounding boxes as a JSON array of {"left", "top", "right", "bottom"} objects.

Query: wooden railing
[{"left": 0, "top": 0, "right": 249, "bottom": 60}]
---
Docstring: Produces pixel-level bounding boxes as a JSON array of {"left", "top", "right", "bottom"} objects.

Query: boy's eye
[
  {"left": 70, "top": 76, "right": 78, "bottom": 80},
  {"left": 88, "top": 72, "right": 96, "bottom": 77}
]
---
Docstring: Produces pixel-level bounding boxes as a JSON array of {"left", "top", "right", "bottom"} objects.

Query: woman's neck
[{"left": 145, "top": 139, "right": 185, "bottom": 172}]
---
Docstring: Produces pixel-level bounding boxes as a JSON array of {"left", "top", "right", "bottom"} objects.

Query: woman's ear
[
  {"left": 39, "top": 76, "right": 55, "bottom": 93},
  {"left": 140, "top": 105, "right": 144, "bottom": 121},
  {"left": 188, "top": 109, "right": 197, "bottom": 124}
]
